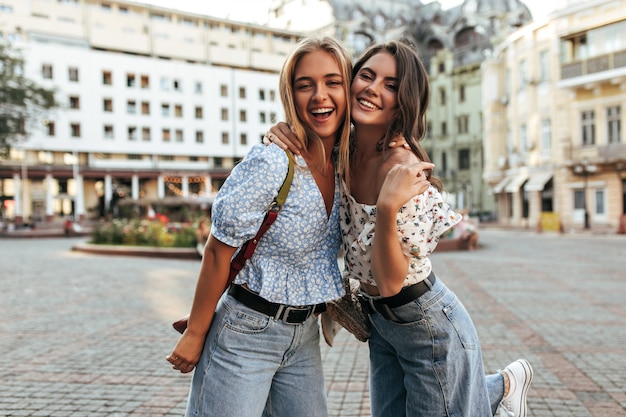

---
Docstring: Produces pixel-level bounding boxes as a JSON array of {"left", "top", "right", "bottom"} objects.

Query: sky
[{"left": 137, "top": 0, "right": 562, "bottom": 25}]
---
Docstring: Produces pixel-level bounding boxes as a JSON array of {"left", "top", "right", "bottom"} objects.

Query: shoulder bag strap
[{"left": 226, "top": 151, "right": 295, "bottom": 286}]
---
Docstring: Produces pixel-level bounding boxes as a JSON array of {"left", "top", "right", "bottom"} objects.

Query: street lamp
[{"left": 574, "top": 158, "right": 597, "bottom": 230}]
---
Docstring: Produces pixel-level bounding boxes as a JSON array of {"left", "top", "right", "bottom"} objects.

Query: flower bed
[{"left": 90, "top": 218, "right": 197, "bottom": 248}]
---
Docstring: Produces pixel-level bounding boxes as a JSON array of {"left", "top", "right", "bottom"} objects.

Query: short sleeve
[
  {"left": 210, "top": 144, "right": 289, "bottom": 248},
  {"left": 396, "top": 185, "right": 462, "bottom": 258}
]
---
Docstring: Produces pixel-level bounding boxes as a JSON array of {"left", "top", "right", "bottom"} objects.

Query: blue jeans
[
  {"left": 366, "top": 275, "right": 504, "bottom": 417},
  {"left": 185, "top": 292, "right": 328, "bottom": 417}
]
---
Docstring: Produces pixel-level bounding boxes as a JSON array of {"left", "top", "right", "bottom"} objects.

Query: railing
[{"left": 561, "top": 49, "right": 626, "bottom": 80}]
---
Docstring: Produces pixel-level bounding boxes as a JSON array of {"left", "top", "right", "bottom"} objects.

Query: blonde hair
[{"left": 278, "top": 36, "right": 352, "bottom": 176}]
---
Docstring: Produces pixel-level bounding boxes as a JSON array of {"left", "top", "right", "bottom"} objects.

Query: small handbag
[
  {"left": 325, "top": 277, "right": 371, "bottom": 342},
  {"left": 173, "top": 152, "right": 295, "bottom": 334}
]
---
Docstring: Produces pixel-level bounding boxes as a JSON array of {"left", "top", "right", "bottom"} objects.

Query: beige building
[
  {"left": 0, "top": 0, "right": 301, "bottom": 224},
  {"left": 482, "top": 0, "right": 626, "bottom": 232}
]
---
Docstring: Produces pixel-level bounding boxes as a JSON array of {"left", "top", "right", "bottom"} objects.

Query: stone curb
[{"left": 72, "top": 242, "right": 200, "bottom": 260}]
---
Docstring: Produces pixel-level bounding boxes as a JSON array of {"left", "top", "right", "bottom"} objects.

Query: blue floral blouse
[
  {"left": 211, "top": 144, "right": 344, "bottom": 306},
  {"left": 341, "top": 181, "right": 462, "bottom": 287}
]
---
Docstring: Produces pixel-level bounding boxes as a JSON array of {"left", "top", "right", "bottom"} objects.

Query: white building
[{"left": 0, "top": 0, "right": 301, "bottom": 223}]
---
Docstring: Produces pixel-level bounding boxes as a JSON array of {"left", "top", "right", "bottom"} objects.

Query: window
[
  {"left": 459, "top": 85, "right": 465, "bottom": 102},
  {"left": 270, "top": 112, "right": 276, "bottom": 123},
  {"left": 441, "top": 121, "right": 447, "bottom": 136},
  {"left": 69, "top": 96, "right": 80, "bottom": 109},
  {"left": 222, "top": 132, "right": 229, "bottom": 144},
  {"left": 220, "top": 84, "right": 228, "bottom": 97},
  {"left": 607, "top": 106, "right": 621, "bottom": 144},
  {"left": 140, "top": 75, "right": 150, "bottom": 89},
  {"left": 595, "top": 189, "right": 606, "bottom": 215},
  {"left": 458, "top": 148, "right": 470, "bottom": 170},
  {"left": 240, "top": 133, "right": 247, "bottom": 145},
  {"left": 259, "top": 112, "right": 266, "bottom": 124},
  {"left": 519, "top": 59, "right": 527, "bottom": 90},
  {"left": 175, "top": 129, "right": 183, "bottom": 142},
  {"left": 269, "top": 90, "right": 276, "bottom": 101},
  {"left": 38, "top": 151, "right": 53, "bottom": 164},
  {"left": 239, "top": 87, "right": 246, "bottom": 99},
  {"left": 103, "top": 98, "right": 113, "bottom": 112},
  {"left": 441, "top": 151, "right": 448, "bottom": 176},
  {"left": 127, "top": 100, "right": 136, "bottom": 114},
  {"left": 160, "top": 77, "right": 169, "bottom": 91},
  {"left": 45, "top": 120, "right": 55, "bottom": 136},
  {"left": 104, "top": 125, "right": 114, "bottom": 139},
  {"left": 196, "top": 131, "right": 204, "bottom": 144},
  {"left": 102, "top": 70, "right": 112, "bottom": 85},
  {"left": 195, "top": 106, "right": 203, "bottom": 119},
  {"left": 581, "top": 110, "right": 595, "bottom": 145},
  {"left": 141, "top": 101, "right": 150, "bottom": 115},
  {"left": 162, "top": 128, "right": 171, "bottom": 142},
  {"left": 439, "top": 88, "right": 445, "bottom": 105},
  {"left": 539, "top": 50, "right": 549, "bottom": 83},
  {"left": 221, "top": 108, "right": 228, "bottom": 121},
  {"left": 142, "top": 127, "right": 151, "bottom": 141},
  {"left": 457, "top": 115, "right": 468, "bottom": 134},
  {"left": 573, "top": 189, "right": 585, "bottom": 210},
  {"left": 173, "top": 79, "right": 181, "bottom": 91},
  {"left": 161, "top": 103, "right": 170, "bottom": 117},
  {"left": 68, "top": 67, "right": 79, "bottom": 82},
  {"left": 70, "top": 123, "right": 81, "bottom": 137},
  {"left": 174, "top": 104, "right": 183, "bottom": 118},
  {"left": 239, "top": 110, "right": 247, "bottom": 122},
  {"left": 127, "top": 73, "right": 135, "bottom": 87},
  {"left": 128, "top": 126, "right": 137, "bottom": 141},
  {"left": 520, "top": 124, "right": 528, "bottom": 151},
  {"left": 42, "top": 64, "right": 53, "bottom": 79},
  {"left": 541, "top": 118, "right": 551, "bottom": 153},
  {"left": 195, "top": 81, "right": 202, "bottom": 94},
  {"left": 259, "top": 89, "right": 265, "bottom": 101}
]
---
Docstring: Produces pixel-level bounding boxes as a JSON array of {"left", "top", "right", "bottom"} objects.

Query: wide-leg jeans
[
  {"left": 367, "top": 275, "right": 504, "bottom": 417},
  {"left": 185, "top": 292, "right": 328, "bottom": 417}
]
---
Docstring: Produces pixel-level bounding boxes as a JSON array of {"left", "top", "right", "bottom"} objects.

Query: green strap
[{"left": 275, "top": 151, "right": 294, "bottom": 208}]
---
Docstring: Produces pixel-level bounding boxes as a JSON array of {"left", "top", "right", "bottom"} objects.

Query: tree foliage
[{"left": 0, "top": 42, "right": 57, "bottom": 157}]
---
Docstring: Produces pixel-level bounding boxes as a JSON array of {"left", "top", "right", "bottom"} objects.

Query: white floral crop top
[{"left": 340, "top": 181, "right": 462, "bottom": 287}]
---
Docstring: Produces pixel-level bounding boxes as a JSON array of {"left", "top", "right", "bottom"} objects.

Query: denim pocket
[
  {"left": 442, "top": 298, "right": 477, "bottom": 350},
  {"left": 225, "top": 307, "right": 272, "bottom": 334}
]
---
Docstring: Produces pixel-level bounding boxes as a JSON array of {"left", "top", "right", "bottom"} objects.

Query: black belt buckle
[{"left": 277, "top": 305, "right": 312, "bottom": 324}]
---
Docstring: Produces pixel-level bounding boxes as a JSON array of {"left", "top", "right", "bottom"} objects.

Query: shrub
[{"left": 90, "top": 218, "right": 198, "bottom": 248}]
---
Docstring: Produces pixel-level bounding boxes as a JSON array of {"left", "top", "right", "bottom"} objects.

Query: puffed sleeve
[
  {"left": 210, "top": 144, "right": 289, "bottom": 248},
  {"left": 396, "top": 185, "right": 462, "bottom": 258}
]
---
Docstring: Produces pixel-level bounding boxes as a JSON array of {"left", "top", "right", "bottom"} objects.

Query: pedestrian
[
  {"left": 194, "top": 218, "right": 210, "bottom": 257},
  {"left": 266, "top": 39, "right": 533, "bottom": 417},
  {"left": 166, "top": 36, "right": 354, "bottom": 417}
]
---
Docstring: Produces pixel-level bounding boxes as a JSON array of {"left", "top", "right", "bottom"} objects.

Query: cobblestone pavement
[{"left": 1, "top": 229, "right": 625, "bottom": 416}]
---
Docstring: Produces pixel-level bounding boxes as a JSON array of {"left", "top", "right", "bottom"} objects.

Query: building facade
[
  {"left": 482, "top": 0, "right": 626, "bottom": 232},
  {"left": 0, "top": 0, "right": 301, "bottom": 224}
]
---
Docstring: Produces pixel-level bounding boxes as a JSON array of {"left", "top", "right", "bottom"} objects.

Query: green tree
[{"left": 0, "top": 42, "right": 57, "bottom": 157}]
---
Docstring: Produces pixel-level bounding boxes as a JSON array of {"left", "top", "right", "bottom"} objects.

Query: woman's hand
[
  {"left": 264, "top": 122, "right": 302, "bottom": 154},
  {"left": 377, "top": 161, "right": 434, "bottom": 214},
  {"left": 388, "top": 132, "right": 411, "bottom": 149},
  {"left": 166, "top": 331, "right": 205, "bottom": 373}
]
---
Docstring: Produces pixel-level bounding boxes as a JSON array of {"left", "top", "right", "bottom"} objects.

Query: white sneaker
[{"left": 499, "top": 359, "right": 533, "bottom": 417}]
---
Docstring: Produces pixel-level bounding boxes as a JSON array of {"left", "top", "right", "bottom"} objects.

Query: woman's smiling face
[
  {"left": 293, "top": 49, "right": 347, "bottom": 142},
  {"left": 350, "top": 51, "right": 399, "bottom": 132}
]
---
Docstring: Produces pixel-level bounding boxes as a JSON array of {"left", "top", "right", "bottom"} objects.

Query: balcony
[
  {"left": 566, "top": 143, "right": 626, "bottom": 166},
  {"left": 559, "top": 49, "right": 626, "bottom": 88}
]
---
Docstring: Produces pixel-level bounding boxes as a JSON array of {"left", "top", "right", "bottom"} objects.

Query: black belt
[
  {"left": 361, "top": 272, "right": 436, "bottom": 322},
  {"left": 228, "top": 284, "right": 326, "bottom": 325}
]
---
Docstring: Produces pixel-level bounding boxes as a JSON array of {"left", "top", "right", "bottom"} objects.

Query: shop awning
[
  {"left": 523, "top": 171, "right": 553, "bottom": 192},
  {"left": 504, "top": 172, "right": 530, "bottom": 193},
  {"left": 492, "top": 176, "right": 511, "bottom": 194}
]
